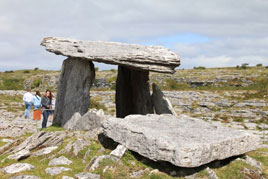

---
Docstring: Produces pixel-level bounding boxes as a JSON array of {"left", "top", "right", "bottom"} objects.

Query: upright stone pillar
[
  {"left": 116, "top": 65, "right": 153, "bottom": 118},
  {"left": 53, "top": 57, "right": 95, "bottom": 127}
]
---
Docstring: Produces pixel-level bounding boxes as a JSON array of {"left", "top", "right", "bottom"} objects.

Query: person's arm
[{"left": 41, "top": 97, "right": 49, "bottom": 109}]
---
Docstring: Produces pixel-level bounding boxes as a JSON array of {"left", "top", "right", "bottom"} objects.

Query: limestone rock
[
  {"left": 63, "top": 112, "right": 81, "bottom": 130},
  {"left": 59, "top": 139, "right": 90, "bottom": 156},
  {"left": 102, "top": 114, "right": 261, "bottom": 167},
  {"left": 8, "top": 175, "right": 40, "bottom": 179},
  {"left": 62, "top": 176, "right": 74, "bottom": 179},
  {"left": 53, "top": 57, "right": 95, "bottom": 127},
  {"left": 2, "top": 163, "right": 34, "bottom": 174},
  {"left": 152, "top": 83, "right": 177, "bottom": 115},
  {"left": 110, "top": 144, "right": 127, "bottom": 162},
  {"left": 84, "top": 155, "right": 110, "bottom": 171},
  {"left": 41, "top": 37, "right": 180, "bottom": 74},
  {"left": 206, "top": 167, "right": 218, "bottom": 179},
  {"left": 45, "top": 167, "right": 71, "bottom": 176},
  {"left": 7, "top": 149, "right": 30, "bottom": 160},
  {"left": 116, "top": 66, "right": 153, "bottom": 118},
  {"left": 75, "top": 172, "right": 100, "bottom": 179},
  {"left": 49, "top": 156, "right": 72, "bottom": 166},
  {"left": 32, "top": 146, "right": 58, "bottom": 156},
  {"left": 7, "top": 131, "right": 64, "bottom": 154},
  {"left": 64, "top": 109, "right": 105, "bottom": 131}
]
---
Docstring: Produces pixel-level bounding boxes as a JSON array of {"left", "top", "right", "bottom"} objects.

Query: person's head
[
  {"left": 36, "top": 91, "right": 41, "bottom": 97},
  {"left": 27, "top": 88, "right": 31, "bottom": 92},
  {"left": 45, "top": 90, "right": 51, "bottom": 98}
]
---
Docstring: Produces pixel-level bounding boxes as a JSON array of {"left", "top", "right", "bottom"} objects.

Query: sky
[{"left": 0, "top": 0, "right": 268, "bottom": 71}]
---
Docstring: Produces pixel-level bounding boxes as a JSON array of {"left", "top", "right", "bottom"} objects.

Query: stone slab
[
  {"left": 2, "top": 163, "right": 34, "bottom": 174},
  {"left": 102, "top": 114, "right": 261, "bottom": 167},
  {"left": 41, "top": 37, "right": 180, "bottom": 73}
]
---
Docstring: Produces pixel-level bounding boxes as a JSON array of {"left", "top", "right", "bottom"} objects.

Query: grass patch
[
  {"left": 90, "top": 98, "right": 107, "bottom": 111},
  {"left": 215, "top": 160, "right": 257, "bottom": 179},
  {"left": 41, "top": 126, "right": 65, "bottom": 132}
]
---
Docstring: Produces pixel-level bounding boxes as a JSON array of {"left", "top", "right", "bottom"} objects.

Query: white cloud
[{"left": 0, "top": 0, "right": 268, "bottom": 70}]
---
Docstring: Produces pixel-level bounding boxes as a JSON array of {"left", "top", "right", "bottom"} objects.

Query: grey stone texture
[
  {"left": 102, "top": 114, "right": 261, "bottom": 167},
  {"left": 151, "top": 83, "right": 177, "bottom": 115},
  {"left": 75, "top": 172, "right": 100, "bottom": 179},
  {"left": 32, "top": 146, "right": 58, "bottom": 156},
  {"left": 7, "top": 149, "right": 30, "bottom": 160},
  {"left": 53, "top": 57, "right": 95, "bottom": 127},
  {"left": 64, "top": 109, "right": 105, "bottom": 131},
  {"left": 8, "top": 175, "right": 40, "bottom": 179},
  {"left": 2, "top": 163, "right": 35, "bottom": 174},
  {"left": 116, "top": 66, "right": 153, "bottom": 118},
  {"left": 45, "top": 167, "right": 71, "bottom": 176},
  {"left": 41, "top": 37, "right": 180, "bottom": 74},
  {"left": 48, "top": 156, "right": 73, "bottom": 166},
  {"left": 110, "top": 144, "right": 127, "bottom": 162}
]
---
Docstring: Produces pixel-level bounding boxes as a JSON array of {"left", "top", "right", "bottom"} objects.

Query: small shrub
[
  {"left": 95, "top": 67, "right": 99, "bottom": 72},
  {"left": 34, "top": 67, "right": 39, "bottom": 70},
  {"left": 4, "top": 70, "right": 14, "bottom": 73},
  {"left": 165, "top": 79, "right": 179, "bottom": 90},
  {"left": 194, "top": 66, "right": 206, "bottom": 70},
  {"left": 240, "top": 64, "right": 247, "bottom": 69},
  {"left": 265, "top": 66, "right": 268, "bottom": 69},
  {"left": 236, "top": 65, "right": 240, "bottom": 69},
  {"left": 90, "top": 98, "right": 107, "bottom": 111},
  {"left": 32, "top": 78, "right": 42, "bottom": 88},
  {"left": 23, "top": 70, "right": 30, "bottom": 73},
  {"left": 256, "top": 63, "right": 262, "bottom": 67}
]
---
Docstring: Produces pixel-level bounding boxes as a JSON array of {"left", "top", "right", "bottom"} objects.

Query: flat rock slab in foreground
[
  {"left": 41, "top": 37, "right": 180, "bottom": 73},
  {"left": 102, "top": 114, "right": 261, "bottom": 168}
]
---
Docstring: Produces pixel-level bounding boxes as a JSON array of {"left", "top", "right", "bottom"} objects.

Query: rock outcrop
[
  {"left": 151, "top": 83, "right": 177, "bottom": 115},
  {"left": 64, "top": 109, "right": 105, "bottom": 131},
  {"left": 116, "top": 66, "right": 153, "bottom": 118},
  {"left": 53, "top": 57, "right": 95, "bottom": 127},
  {"left": 41, "top": 37, "right": 180, "bottom": 74},
  {"left": 102, "top": 114, "right": 261, "bottom": 167}
]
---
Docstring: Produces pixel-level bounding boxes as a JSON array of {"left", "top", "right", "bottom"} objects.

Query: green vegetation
[
  {"left": 194, "top": 66, "right": 206, "bottom": 70},
  {"left": 31, "top": 78, "right": 42, "bottom": 89},
  {"left": 0, "top": 78, "right": 24, "bottom": 90},
  {"left": 90, "top": 98, "right": 107, "bottom": 111},
  {"left": 215, "top": 160, "right": 257, "bottom": 179}
]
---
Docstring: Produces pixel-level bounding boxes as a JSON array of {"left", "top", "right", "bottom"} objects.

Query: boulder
[
  {"left": 7, "top": 149, "right": 30, "bottom": 160},
  {"left": 102, "top": 114, "right": 261, "bottom": 167},
  {"left": 151, "top": 83, "right": 177, "bottom": 115},
  {"left": 63, "top": 109, "right": 105, "bottom": 131},
  {"left": 2, "top": 163, "right": 34, "bottom": 174},
  {"left": 53, "top": 57, "right": 95, "bottom": 127},
  {"left": 41, "top": 37, "right": 180, "bottom": 74},
  {"left": 116, "top": 66, "right": 153, "bottom": 118}
]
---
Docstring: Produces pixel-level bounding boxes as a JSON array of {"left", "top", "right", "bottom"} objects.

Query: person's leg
[
  {"left": 24, "top": 102, "right": 31, "bottom": 119},
  {"left": 42, "top": 110, "right": 49, "bottom": 128}
]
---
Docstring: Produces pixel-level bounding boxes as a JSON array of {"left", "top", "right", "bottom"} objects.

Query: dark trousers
[{"left": 42, "top": 110, "right": 50, "bottom": 128}]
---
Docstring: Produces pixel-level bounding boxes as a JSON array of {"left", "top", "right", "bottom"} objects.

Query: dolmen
[
  {"left": 102, "top": 114, "right": 261, "bottom": 168},
  {"left": 41, "top": 37, "right": 180, "bottom": 127}
]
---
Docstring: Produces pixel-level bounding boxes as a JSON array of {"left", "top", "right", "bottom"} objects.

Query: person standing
[
  {"left": 23, "top": 89, "right": 33, "bottom": 119},
  {"left": 41, "top": 90, "right": 52, "bottom": 128},
  {"left": 32, "top": 91, "right": 42, "bottom": 109}
]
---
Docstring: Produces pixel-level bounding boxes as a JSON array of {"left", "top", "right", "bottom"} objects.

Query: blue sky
[{"left": 0, "top": 0, "right": 267, "bottom": 71}]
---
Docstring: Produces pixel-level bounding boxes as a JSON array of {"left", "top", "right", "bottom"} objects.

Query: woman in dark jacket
[{"left": 41, "top": 90, "right": 52, "bottom": 128}]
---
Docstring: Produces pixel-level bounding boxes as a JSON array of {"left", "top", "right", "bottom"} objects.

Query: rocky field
[{"left": 0, "top": 66, "right": 267, "bottom": 178}]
